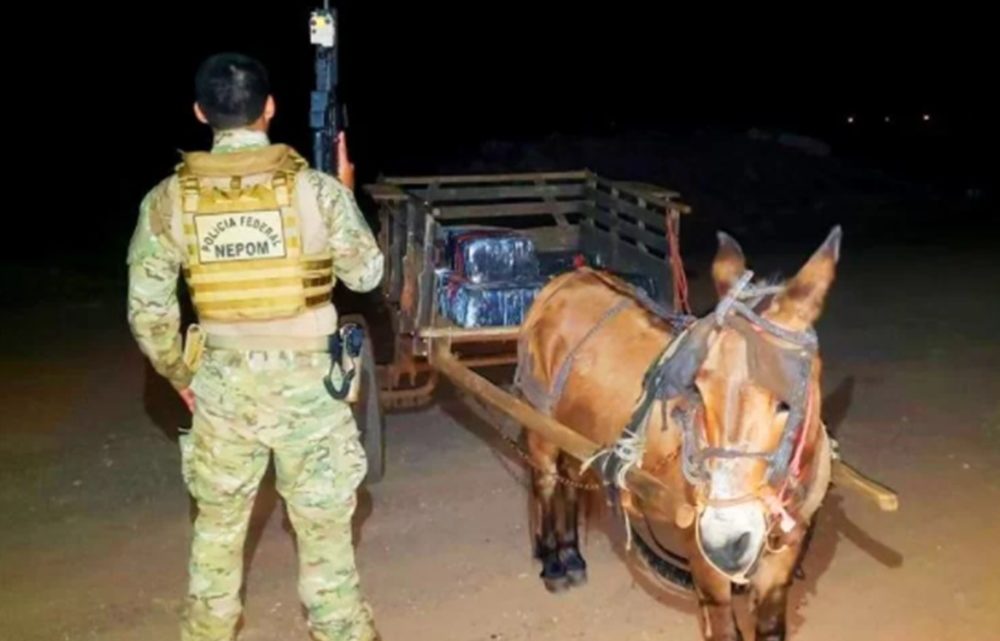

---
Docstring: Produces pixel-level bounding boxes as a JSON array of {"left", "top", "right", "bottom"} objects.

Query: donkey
[{"left": 515, "top": 228, "right": 840, "bottom": 640}]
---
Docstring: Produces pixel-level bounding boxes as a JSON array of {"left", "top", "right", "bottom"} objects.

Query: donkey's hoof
[
  {"left": 566, "top": 567, "right": 588, "bottom": 587},
  {"left": 559, "top": 548, "right": 587, "bottom": 587},
  {"left": 543, "top": 574, "right": 572, "bottom": 593}
]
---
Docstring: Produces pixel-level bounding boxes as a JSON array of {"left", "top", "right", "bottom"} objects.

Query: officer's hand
[
  {"left": 337, "top": 132, "right": 355, "bottom": 191},
  {"left": 178, "top": 388, "right": 196, "bottom": 413}
]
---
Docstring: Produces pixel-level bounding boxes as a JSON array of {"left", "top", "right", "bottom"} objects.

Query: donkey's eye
[{"left": 776, "top": 402, "right": 790, "bottom": 413}]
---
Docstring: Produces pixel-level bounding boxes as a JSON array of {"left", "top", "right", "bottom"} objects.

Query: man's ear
[{"left": 193, "top": 102, "right": 209, "bottom": 125}]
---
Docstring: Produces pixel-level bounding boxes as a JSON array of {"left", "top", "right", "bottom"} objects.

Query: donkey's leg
[
  {"left": 555, "top": 454, "right": 587, "bottom": 587},
  {"left": 691, "top": 552, "right": 743, "bottom": 641},
  {"left": 526, "top": 432, "right": 569, "bottom": 592},
  {"left": 750, "top": 541, "right": 800, "bottom": 641}
]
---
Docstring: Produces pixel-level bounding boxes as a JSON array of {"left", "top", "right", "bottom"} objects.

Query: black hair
[{"left": 194, "top": 53, "right": 270, "bottom": 130}]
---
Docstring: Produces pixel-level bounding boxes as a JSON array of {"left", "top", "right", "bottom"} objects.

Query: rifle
[{"left": 309, "top": 2, "right": 345, "bottom": 175}]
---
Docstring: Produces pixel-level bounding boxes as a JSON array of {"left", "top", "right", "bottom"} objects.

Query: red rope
[{"left": 667, "top": 209, "right": 692, "bottom": 315}]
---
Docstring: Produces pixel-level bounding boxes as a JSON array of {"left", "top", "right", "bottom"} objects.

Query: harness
[{"left": 516, "top": 268, "right": 691, "bottom": 416}]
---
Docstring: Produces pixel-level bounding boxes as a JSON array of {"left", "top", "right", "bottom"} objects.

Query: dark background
[{"left": 21, "top": 2, "right": 1000, "bottom": 284}]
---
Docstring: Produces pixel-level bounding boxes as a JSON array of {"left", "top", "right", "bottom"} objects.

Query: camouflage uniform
[{"left": 127, "top": 129, "right": 383, "bottom": 641}]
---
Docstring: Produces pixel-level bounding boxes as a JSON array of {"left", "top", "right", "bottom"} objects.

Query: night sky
[{"left": 92, "top": 2, "right": 990, "bottom": 274}]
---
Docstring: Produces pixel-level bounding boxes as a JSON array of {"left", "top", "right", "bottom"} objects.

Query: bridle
[
  {"left": 584, "top": 269, "right": 822, "bottom": 543},
  {"left": 678, "top": 271, "right": 818, "bottom": 506}
]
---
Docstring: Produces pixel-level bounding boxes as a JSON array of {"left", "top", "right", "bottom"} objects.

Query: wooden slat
[
  {"left": 364, "top": 182, "right": 408, "bottom": 202},
  {"left": 415, "top": 215, "right": 437, "bottom": 330},
  {"left": 537, "top": 177, "right": 572, "bottom": 228},
  {"left": 612, "top": 181, "right": 682, "bottom": 203},
  {"left": 383, "top": 170, "right": 589, "bottom": 186},
  {"left": 519, "top": 225, "right": 580, "bottom": 251},
  {"left": 389, "top": 208, "right": 406, "bottom": 300},
  {"left": 590, "top": 190, "right": 670, "bottom": 232},
  {"left": 584, "top": 205, "right": 669, "bottom": 253},
  {"left": 454, "top": 354, "right": 519, "bottom": 368},
  {"left": 419, "top": 326, "right": 521, "bottom": 341},
  {"left": 579, "top": 225, "right": 670, "bottom": 303},
  {"left": 582, "top": 222, "right": 670, "bottom": 262},
  {"left": 412, "top": 183, "right": 586, "bottom": 203},
  {"left": 378, "top": 204, "right": 406, "bottom": 303},
  {"left": 595, "top": 176, "right": 692, "bottom": 215},
  {"left": 397, "top": 202, "right": 420, "bottom": 335},
  {"left": 433, "top": 200, "right": 587, "bottom": 220}
]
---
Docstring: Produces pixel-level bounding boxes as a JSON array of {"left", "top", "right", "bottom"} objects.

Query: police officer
[{"left": 127, "top": 52, "right": 383, "bottom": 641}]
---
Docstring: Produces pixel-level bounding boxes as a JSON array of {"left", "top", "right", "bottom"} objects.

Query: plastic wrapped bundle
[
  {"left": 448, "top": 229, "right": 540, "bottom": 283},
  {"left": 440, "top": 226, "right": 495, "bottom": 267},
  {"left": 439, "top": 276, "right": 544, "bottom": 328}
]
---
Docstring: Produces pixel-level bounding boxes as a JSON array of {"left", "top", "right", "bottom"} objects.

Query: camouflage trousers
[{"left": 178, "top": 347, "right": 375, "bottom": 641}]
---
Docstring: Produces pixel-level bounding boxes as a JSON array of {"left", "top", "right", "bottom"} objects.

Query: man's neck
[{"left": 211, "top": 128, "right": 271, "bottom": 153}]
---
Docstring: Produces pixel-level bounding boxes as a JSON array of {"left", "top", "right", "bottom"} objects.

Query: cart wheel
[{"left": 342, "top": 314, "right": 385, "bottom": 484}]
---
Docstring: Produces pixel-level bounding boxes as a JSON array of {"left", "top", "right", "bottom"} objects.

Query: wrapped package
[
  {"left": 438, "top": 274, "right": 544, "bottom": 328},
  {"left": 433, "top": 227, "right": 658, "bottom": 326},
  {"left": 438, "top": 226, "right": 495, "bottom": 267},
  {"left": 443, "top": 228, "right": 540, "bottom": 283}
]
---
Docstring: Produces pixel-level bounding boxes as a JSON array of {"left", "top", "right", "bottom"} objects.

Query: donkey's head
[{"left": 687, "top": 227, "right": 840, "bottom": 579}]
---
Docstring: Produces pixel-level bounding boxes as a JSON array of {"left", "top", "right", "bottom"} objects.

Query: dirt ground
[{"left": 2, "top": 242, "right": 998, "bottom": 641}]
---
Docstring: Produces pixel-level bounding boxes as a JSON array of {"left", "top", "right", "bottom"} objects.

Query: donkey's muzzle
[
  {"left": 698, "top": 503, "right": 766, "bottom": 578},
  {"left": 704, "top": 531, "right": 752, "bottom": 574}
]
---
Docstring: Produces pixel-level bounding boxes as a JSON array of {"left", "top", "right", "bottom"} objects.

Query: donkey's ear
[
  {"left": 766, "top": 226, "right": 842, "bottom": 331},
  {"left": 712, "top": 231, "right": 747, "bottom": 299}
]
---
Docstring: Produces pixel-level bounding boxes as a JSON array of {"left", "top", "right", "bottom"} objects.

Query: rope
[{"left": 667, "top": 210, "right": 692, "bottom": 315}]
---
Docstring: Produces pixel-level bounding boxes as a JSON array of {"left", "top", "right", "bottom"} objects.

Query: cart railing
[{"left": 366, "top": 169, "right": 691, "bottom": 344}]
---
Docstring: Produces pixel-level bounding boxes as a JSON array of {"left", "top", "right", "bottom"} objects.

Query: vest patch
[{"left": 194, "top": 211, "right": 287, "bottom": 263}]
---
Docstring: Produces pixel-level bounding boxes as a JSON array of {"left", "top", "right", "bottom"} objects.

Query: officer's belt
[{"left": 204, "top": 334, "right": 331, "bottom": 353}]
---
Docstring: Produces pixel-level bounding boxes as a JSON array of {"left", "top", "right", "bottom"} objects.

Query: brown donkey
[{"left": 515, "top": 228, "right": 840, "bottom": 640}]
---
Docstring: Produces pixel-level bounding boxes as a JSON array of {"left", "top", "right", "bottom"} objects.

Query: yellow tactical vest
[{"left": 174, "top": 144, "right": 334, "bottom": 322}]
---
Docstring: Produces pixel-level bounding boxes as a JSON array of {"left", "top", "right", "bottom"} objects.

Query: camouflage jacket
[{"left": 126, "top": 129, "right": 384, "bottom": 390}]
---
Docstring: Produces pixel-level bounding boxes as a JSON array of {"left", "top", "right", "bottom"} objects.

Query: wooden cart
[{"left": 353, "top": 169, "right": 896, "bottom": 519}]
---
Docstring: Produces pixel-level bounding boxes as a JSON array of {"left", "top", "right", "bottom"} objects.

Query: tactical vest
[{"left": 174, "top": 144, "right": 334, "bottom": 321}]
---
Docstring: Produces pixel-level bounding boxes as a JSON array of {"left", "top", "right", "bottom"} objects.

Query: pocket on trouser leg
[
  {"left": 340, "top": 431, "right": 368, "bottom": 492},
  {"left": 331, "top": 423, "right": 368, "bottom": 500},
  {"left": 293, "top": 429, "right": 366, "bottom": 525}
]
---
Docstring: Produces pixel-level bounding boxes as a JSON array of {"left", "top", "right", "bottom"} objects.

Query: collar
[{"left": 211, "top": 128, "right": 270, "bottom": 154}]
